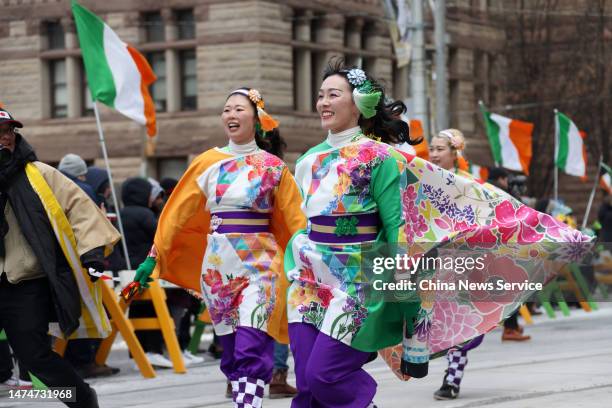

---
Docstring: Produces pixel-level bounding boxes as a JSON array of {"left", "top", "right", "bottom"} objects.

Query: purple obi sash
[
  {"left": 210, "top": 211, "right": 271, "bottom": 234},
  {"left": 308, "top": 213, "right": 379, "bottom": 244}
]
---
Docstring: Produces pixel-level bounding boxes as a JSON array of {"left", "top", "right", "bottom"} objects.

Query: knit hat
[
  {"left": 148, "top": 177, "right": 164, "bottom": 202},
  {"left": 59, "top": 153, "right": 87, "bottom": 177}
]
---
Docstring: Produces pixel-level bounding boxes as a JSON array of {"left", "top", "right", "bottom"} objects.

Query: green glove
[{"left": 134, "top": 256, "right": 156, "bottom": 289}]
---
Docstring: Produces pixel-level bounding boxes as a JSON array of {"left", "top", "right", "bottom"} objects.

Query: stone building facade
[
  {"left": 1, "top": 0, "right": 402, "bottom": 180},
  {"left": 0, "top": 0, "right": 606, "bottom": 224},
  {"left": 1, "top": 0, "right": 505, "bottom": 178}
]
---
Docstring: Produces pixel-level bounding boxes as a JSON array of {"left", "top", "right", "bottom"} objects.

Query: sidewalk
[{"left": 1, "top": 304, "right": 611, "bottom": 407}]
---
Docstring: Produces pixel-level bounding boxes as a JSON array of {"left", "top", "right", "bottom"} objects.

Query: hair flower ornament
[
  {"left": 232, "top": 88, "right": 279, "bottom": 133},
  {"left": 247, "top": 89, "right": 264, "bottom": 109},
  {"left": 439, "top": 129, "right": 466, "bottom": 151},
  {"left": 345, "top": 68, "right": 381, "bottom": 119},
  {"left": 347, "top": 69, "right": 367, "bottom": 86}
]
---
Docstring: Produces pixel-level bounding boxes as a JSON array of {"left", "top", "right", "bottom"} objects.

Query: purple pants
[
  {"left": 289, "top": 323, "right": 377, "bottom": 408},
  {"left": 218, "top": 326, "right": 274, "bottom": 383}
]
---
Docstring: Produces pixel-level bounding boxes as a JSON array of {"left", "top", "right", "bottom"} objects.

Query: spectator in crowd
[
  {"left": 598, "top": 191, "right": 612, "bottom": 243},
  {"left": 0, "top": 107, "right": 120, "bottom": 407},
  {"left": 487, "top": 167, "right": 530, "bottom": 342},
  {"left": 160, "top": 177, "right": 178, "bottom": 197},
  {"left": 58, "top": 154, "right": 96, "bottom": 202},
  {"left": 121, "top": 177, "right": 172, "bottom": 368},
  {"left": 60, "top": 154, "right": 121, "bottom": 379},
  {"left": 86, "top": 167, "right": 112, "bottom": 210}
]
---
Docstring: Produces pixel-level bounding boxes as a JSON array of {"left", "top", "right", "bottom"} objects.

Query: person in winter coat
[
  {"left": 121, "top": 177, "right": 173, "bottom": 368},
  {"left": 85, "top": 167, "right": 112, "bottom": 210},
  {"left": 58, "top": 154, "right": 97, "bottom": 203},
  {"left": 58, "top": 154, "right": 121, "bottom": 379},
  {"left": 121, "top": 177, "right": 159, "bottom": 266},
  {"left": 0, "top": 108, "right": 120, "bottom": 408}
]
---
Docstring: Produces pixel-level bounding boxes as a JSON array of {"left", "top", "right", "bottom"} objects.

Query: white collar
[
  {"left": 326, "top": 126, "right": 362, "bottom": 148},
  {"left": 227, "top": 139, "right": 259, "bottom": 155}
]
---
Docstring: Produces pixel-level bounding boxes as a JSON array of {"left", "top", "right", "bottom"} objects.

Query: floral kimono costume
[
  {"left": 154, "top": 142, "right": 305, "bottom": 407},
  {"left": 284, "top": 128, "right": 419, "bottom": 407},
  {"left": 377, "top": 151, "right": 592, "bottom": 383}
]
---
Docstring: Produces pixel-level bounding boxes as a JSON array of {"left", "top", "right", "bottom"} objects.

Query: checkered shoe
[{"left": 235, "top": 377, "right": 265, "bottom": 408}]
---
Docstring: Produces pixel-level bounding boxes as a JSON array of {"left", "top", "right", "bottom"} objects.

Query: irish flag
[
  {"left": 555, "top": 111, "right": 587, "bottom": 178},
  {"left": 480, "top": 104, "right": 533, "bottom": 175},
  {"left": 72, "top": 1, "right": 156, "bottom": 136}
]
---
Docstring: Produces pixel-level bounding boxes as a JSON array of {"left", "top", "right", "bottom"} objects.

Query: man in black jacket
[{"left": 0, "top": 108, "right": 120, "bottom": 407}]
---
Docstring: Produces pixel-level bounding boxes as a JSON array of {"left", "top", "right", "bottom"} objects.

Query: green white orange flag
[
  {"left": 554, "top": 111, "right": 587, "bottom": 178},
  {"left": 480, "top": 103, "right": 533, "bottom": 174},
  {"left": 457, "top": 156, "right": 489, "bottom": 182},
  {"left": 601, "top": 162, "right": 612, "bottom": 194},
  {"left": 72, "top": 1, "right": 156, "bottom": 136}
]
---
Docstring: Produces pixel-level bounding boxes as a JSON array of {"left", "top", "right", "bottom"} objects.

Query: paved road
[{"left": 2, "top": 304, "right": 611, "bottom": 408}]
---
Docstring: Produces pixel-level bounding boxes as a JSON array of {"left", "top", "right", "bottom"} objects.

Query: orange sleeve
[
  {"left": 270, "top": 167, "right": 307, "bottom": 249},
  {"left": 268, "top": 166, "right": 307, "bottom": 343},
  {"left": 154, "top": 149, "right": 230, "bottom": 292}
]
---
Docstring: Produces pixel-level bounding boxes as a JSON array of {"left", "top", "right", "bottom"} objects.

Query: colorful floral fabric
[
  {"left": 155, "top": 148, "right": 305, "bottom": 343},
  {"left": 286, "top": 137, "right": 418, "bottom": 350},
  {"left": 194, "top": 150, "right": 287, "bottom": 336},
  {"left": 382, "top": 153, "right": 592, "bottom": 379},
  {"left": 201, "top": 232, "right": 282, "bottom": 335}
]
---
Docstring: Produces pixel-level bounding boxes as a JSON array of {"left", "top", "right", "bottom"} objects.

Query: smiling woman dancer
[
  {"left": 128, "top": 87, "right": 305, "bottom": 408},
  {"left": 284, "top": 59, "right": 425, "bottom": 408}
]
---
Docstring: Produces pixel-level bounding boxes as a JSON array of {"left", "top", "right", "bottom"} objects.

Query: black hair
[
  {"left": 322, "top": 58, "right": 422, "bottom": 146},
  {"left": 487, "top": 167, "right": 509, "bottom": 182},
  {"left": 535, "top": 198, "right": 550, "bottom": 214},
  {"left": 227, "top": 88, "right": 287, "bottom": 159}
]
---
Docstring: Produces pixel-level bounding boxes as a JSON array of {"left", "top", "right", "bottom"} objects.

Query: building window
[
  {"left": 50, "top": 59, "right": 67, "bottom": 118},
  {"left": 78, "top": 59, "right": 94, "bottom": 117},
  {"left": 176, "top": 9, "right": 195, "bottom": 40},
  {"left": 291, "top": 10, "right": 384, "bottom": 113},
  {"left": 82, "top": 85, "right": 94, "bottom": 117},
  {"left": 310, "top": 52, "right": 326, "bottom": 112},
  {"left": 82, "top": 86, "right": 94, "bottom": 117},
  {"left": 143, "top": 12, "right": 165, "bottom": 43},
  {"left": 47, "top": 21, "right": 65, "bottom": 50},
  {"left": 157, "top": 157, "right": 188, "bottom": 181},
  {"left": 180, "top": 50, "right": 197, "bottom": 111},
  {"left": 148, "top": 52, "right": 167, "bottom": 112}
]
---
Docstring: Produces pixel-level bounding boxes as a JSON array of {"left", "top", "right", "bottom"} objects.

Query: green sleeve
[{"left": 371, "top": 156, "right": 403, "bottom": 243}]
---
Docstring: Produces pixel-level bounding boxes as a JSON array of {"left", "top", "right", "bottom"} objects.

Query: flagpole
[
  {"left": 553, "top": 109, "right": 559, "bottom": 202},
  {"left": 140, "top": 127, "right": 148, "bottom": 178},
  {"left": 93, "top": 102, "right": 132, "bottom": 270},
  {"left": 582, "top": 155, "right": 603, "bottom": 230}
]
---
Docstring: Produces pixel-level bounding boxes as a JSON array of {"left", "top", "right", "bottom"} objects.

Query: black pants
[
  {"left": 65, "top": 339, "right": 102, "bottom": 367},
  {"left": 0, "top": 338, "right": 29, "bottom": 382},
  {"left": 503, "top": 310, "right": 519, "bottom": 330},
  {"left": 0, "top": 275, "right": 96, "bottom": 407}
]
